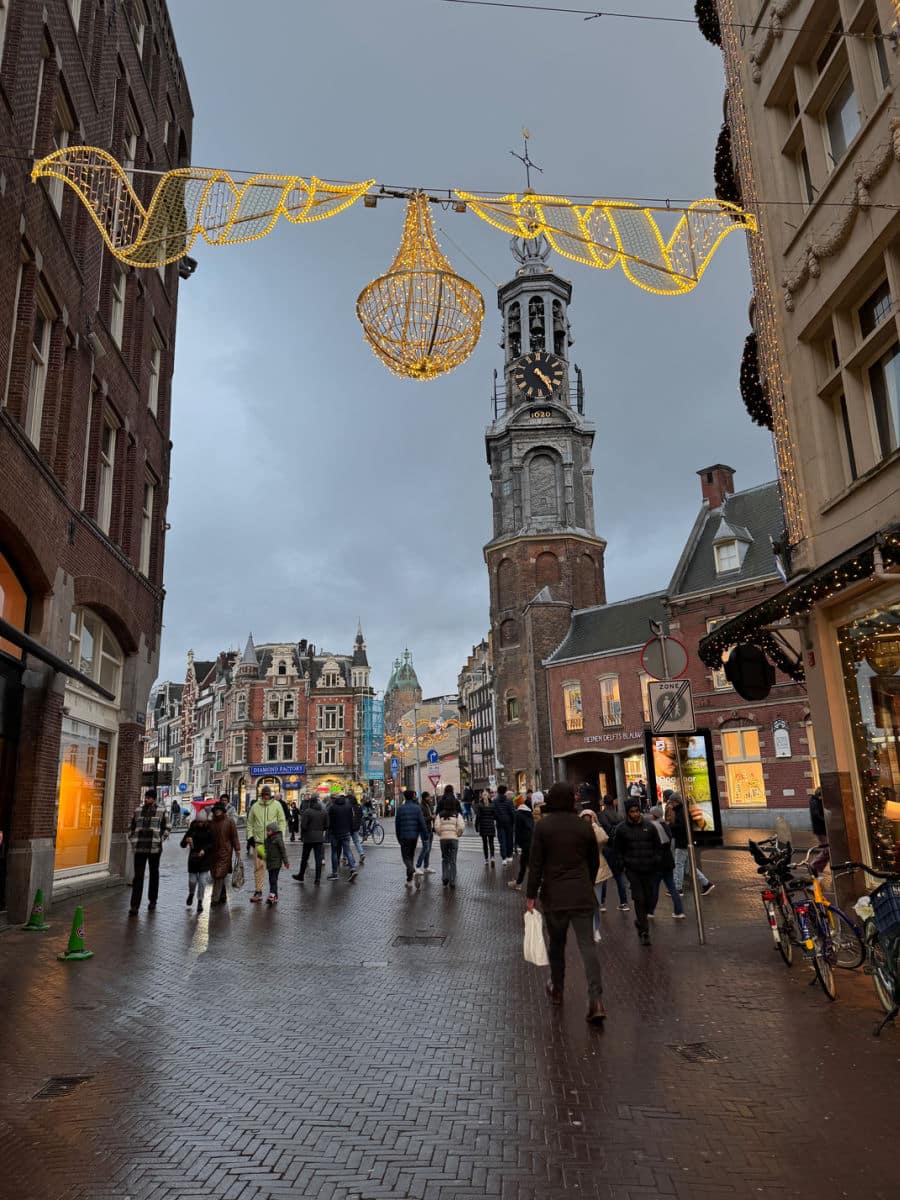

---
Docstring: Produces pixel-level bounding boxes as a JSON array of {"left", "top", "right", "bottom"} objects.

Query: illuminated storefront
[{"left": 0, "top": 548, "right": 28, "bottom": 909}]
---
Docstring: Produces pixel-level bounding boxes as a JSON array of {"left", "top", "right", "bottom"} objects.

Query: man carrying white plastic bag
[{"left": 524, "top": 781, "right": 607, "bottom": 1024}]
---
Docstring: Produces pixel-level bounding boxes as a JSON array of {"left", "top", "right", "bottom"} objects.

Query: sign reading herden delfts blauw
[{"left": 249, "top": 763, "right": 307, "bottom": 777}]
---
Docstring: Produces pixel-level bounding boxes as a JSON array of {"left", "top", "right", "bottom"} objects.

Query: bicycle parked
[{"left": 832, "top": 860, "right": 900, "bottom": 1036}]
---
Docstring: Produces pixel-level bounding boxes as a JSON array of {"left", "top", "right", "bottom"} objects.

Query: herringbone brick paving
[{"left": 0, "top": 832, "right": 895, "bottom": 1200}]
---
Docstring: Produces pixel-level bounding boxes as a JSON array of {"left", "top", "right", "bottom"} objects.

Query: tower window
[
  {"left": 507, "top": 301, "right": 521, "bottom": 359},
  {"left": 552, "top": 299, "right": 566, "bottom": 356},
  {"left": 506, "top": 695, "right": 520, "bottom": 722},
  {"left": 528, "top": 297, "right": 545, "bottom": 352}
]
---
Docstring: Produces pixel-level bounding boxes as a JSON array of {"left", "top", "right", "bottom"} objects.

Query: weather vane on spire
[{"left": 510, "top": 128, "right": 542, "bottom": 192}]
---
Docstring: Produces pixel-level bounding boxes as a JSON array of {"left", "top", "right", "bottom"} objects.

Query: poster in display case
[{"left": 644, "top": 728, "right": 722, "bottom": 846}]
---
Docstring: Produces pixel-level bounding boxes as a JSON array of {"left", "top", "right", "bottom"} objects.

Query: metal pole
[
  {"left": 659, "top": 634, "right": 705, "bottom": 946},
  {"left": 413, "top": 701, "right": 423, "bottom": 796}
]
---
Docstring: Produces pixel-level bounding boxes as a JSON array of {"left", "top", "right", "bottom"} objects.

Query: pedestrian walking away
[
  {"left": 647, "top": 805, "right": 684, "bottom": 919},
  {"left": 246, "top": 786, "right": 287, "bottom": 902},
  {"left": 474, "top": 792, "right": 497, "bottom": 865},
  {"left": 294, "top": 795, "right": 329, "bottom": 884},
  {"left": 434, "top": 798, "right": 465, "bottom": 889},
  {"left": 348, "top": 794, "right": 367, "bottom": 865},
  {"left": 598, "top": 794, "right": 629, "bottom": 911},
  {"left": 129, "top": 790, "right": 169, "bottom": 914},
  {"left": 415, "top": 791, "right": 436, "bottom": 875},
  {"left": 509, "top": 794, "right": 534, "bottom": 891},
  {"left": 326, "top": 793, "right": 358, "bottom": 881},
  {"left": 395, "top": 789, "right": 428, "bottom": 889},
  {"left": 180, "top": 808, "right": 213, "bottom": 913},
  {"left": 263, "top": 821, "right": 290, "bottom": 904},
  {"left": 578, "top": 802, "right": 613, "bottom": 940},
  {"left": 493, "top": 784, "right": 515, "bottom": 864},
  {"left": 287, "top": 800, "right": 301, "bottom": 843},
  {"left": 461, "top": 784, "right": 476, "bottom": 825},
  {"left": 169, "top": 795, "right": 181, "bottom": 829},
  {"left": 611, "top": 800, "right": 662, "bottom": 944},
  {"left": 526, "top": 782, "right": 607, "bottom": 1024},
  {"left": 664, "top": 790, "right": 715, "bottom": 897},
  {"left": 209, "top": 800, "right": 241, "bottom": 905}
]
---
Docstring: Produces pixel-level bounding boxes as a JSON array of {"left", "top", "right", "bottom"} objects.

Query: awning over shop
[
  {"left": 0, "top": 615, "right": 116, "bottom": 701},
  {"left": 697, "top": 526, "right": 900, "bottom": 683}
]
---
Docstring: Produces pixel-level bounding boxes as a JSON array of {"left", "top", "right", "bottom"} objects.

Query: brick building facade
[
  {"left": 545, "top": 467, "right": 815, "bottom": 826},
  {"left": 0, "top": 1, "right": 192, "bottom": 919}
]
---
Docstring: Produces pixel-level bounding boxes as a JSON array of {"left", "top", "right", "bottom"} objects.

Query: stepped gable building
[
  {"left": 484, "top": 235, "right": 606, "bottom": 793},
  {"left": 0, "top": 1, "right": 193, "bottom": 920},
  {"left": 544, "top": 466, "right": 814, "bottom": 825}
]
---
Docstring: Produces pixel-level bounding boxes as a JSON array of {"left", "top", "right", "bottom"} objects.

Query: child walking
[{"left": 264, "top": 820, "right": 290, "bottom": 905}]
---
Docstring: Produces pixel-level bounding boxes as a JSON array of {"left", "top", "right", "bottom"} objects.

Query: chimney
[{"left": 697, "top": 464, "right": 735, "bottom": 510}]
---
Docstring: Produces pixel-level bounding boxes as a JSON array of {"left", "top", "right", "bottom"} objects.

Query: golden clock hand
[{"left": 535, "top": 369, "right": 552, "bottom": 390}]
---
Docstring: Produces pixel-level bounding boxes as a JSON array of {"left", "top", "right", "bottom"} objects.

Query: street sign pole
[{"left": 658, "top": 633, "right": 705, "bottom": 947}]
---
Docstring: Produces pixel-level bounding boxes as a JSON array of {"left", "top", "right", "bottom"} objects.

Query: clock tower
[{"left": 484, "top": 236, "right": 606, "bottom": 791}]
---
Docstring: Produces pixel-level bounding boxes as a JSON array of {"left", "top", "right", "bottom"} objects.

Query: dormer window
[
  {"left": 278, "top": 660, "right": 287, "bottom": 675},
  {"left": 714, "top": 539, "right": 741, "bottom": 573}
]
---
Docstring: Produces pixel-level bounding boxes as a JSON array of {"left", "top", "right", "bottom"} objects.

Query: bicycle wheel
[
  {"left": 371, "top": 822, "right": 385, "bottom": 845},
  {"left": 777, "top": 912, "right": 794, "bottom": 967},
  {"left": 870, "top": 934, "right": 896, "bottom": 1014},
  {"left": 811, "top": 927, "right": 837, "bottom": 1000},
  {"left": 825, "top": 907, "right": 865, "bottom": 970}
]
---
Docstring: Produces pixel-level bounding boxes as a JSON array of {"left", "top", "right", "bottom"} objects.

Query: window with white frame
[
  {"left": 80, "top": 382, "right": 95, "bottom": 509},
  {"left": 97, "top": 414, "right": 116, "bottom": 534},
  {"left": 232, "top": 732, "right": 245, "bottom": 763},
  {"left": 267, "top": 694, "right": 281, "bottom": 719},
  {"left": 48, "top": 96, "right": 75, "bottom": 214},
  {"left": 858, "top": 280, "right": 892, "bottom": 339},
  {"left": 822, "top": 69, "right": 860, "bottom": 169},
  {"left": 317, "top": 739, "right": 341, "bottom": 766},
  {"left": 599, "top": 675, "right": 621, "bottom": 726},
  {"left": 714, "top": 539, "right": 741, "bottom": 574},
  {"left": 110, "top": 269, "right": 126, "bottom": 347},
  {"left": 139, "top": 475, "right": 154, "bottom": 576},
  {"left": 25, "top": 296, "right": 52, "bottom": 447},
  {"left": 321, "top": 669, "right": 340, "bottom": 687},
  {"left": 562, "top": 682, "right": 583, "bottom": 731},
  {"left": 638, "top": 671, "right": 652, "bottom": 720},
  {"left": 148, "top": 333, "right": 162, "bottom": 417},
  {"left": 317, "top": 704, "right": 343, "bottom": 730},
  {"left": 283, "top": 694, "right": 295, "bottom": 719},
  {"left": 266, "top": 734, "right": 279, "bottom": 762},
  {"left": 281, "top": 734, "right": 294, "bottom": 760},
  {"left": 722, "top": 727, "right": 766, "bottom": 806},
  {"left": 869, "top": 342, "right": 900, "bottom": 460},
  {"left": 869, "top": 12, "right": 891, "bottom": 92},
  {"left": 68, "top": 608, "right": 123, "bottom": 701},
  {"left": 506, "top": 694, "right": 520, "bottom": 722},
  {"left": 236, "top": 693, "right": 247, "bottom": 721}
]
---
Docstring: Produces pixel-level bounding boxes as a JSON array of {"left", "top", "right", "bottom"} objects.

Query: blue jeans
[
  {"left": 593, "top": 883, "right": 604, "bottom": 934},
  {"left": 600, "top": 870, "right": 628, "bottom": 907},
  {"left": 496, "top": 824, "right": 514, "bottom": 860},
  {"left": 416, "top": 833, "right": 433, "bottom": 869},
  {"left": 351, "top": 832, "right": 365, "bottom": 860},
  {"left": 330, "top": 835, "right": 356, "bottom": 874},
  {"left": 651, "top": 870, "right": 685, "bottom": 915},
  {"left": 673, "top": 847, "right": 708, "bottom": 892}
]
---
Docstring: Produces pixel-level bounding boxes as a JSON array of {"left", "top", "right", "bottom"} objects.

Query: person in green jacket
[{"left": 246, "top": 786, "right": 287, "bottom": 903}]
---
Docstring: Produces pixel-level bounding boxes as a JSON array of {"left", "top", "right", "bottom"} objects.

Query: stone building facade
[
  {"left": 0, "top": 0, "right": 192, "bottom": 919},
  {"left": 485, "top": 237, "right": 606, "bottom": 793},
  {"left": 458, "top": 638, "right": 496, "bottom": 793}
]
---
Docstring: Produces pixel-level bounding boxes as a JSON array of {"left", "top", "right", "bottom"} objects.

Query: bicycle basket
[{"left": 870, "top": 879, "right": 900, "bottom": 940}]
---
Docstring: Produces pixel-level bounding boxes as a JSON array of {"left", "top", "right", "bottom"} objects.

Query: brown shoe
[
  {"left": 586, "top": 998, "right": 607, "bottom": 1025},
  {"left": 545, "top": 980, "right": 563, "bottom": 1005}
]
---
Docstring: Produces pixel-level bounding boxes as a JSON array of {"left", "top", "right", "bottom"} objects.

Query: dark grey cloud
[{"left": 160, "top": 0, "right": 773, "bottom": 693}]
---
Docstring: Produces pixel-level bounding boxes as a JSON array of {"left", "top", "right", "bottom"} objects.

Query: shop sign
[
  {"left": 249, "top": 762, "right": 307, "bottom": 777},
  {"left": 582, "top": 731, "right": 645, "bottom": 745},
  {"left": 773, "top": 719, "right": 791, "bottom": 759}
]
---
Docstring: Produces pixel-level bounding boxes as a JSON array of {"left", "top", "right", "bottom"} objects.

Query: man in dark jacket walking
[
  {"left": 129, "top": 790, "right": 169, "bottom": 914},
  {"left": 293, "top": 796, "right": 329, "bottom": 884},
  {"left": 597, "top": 796, "right": 629, "bottom": 911},
  {"left": 395, "top": 790, "right": 428, "bottom": 889},
  {"left": 493, "top": 784, "right": 516, "bottom": 864},
  {"left": 612, "top": 800, "right": 661, "bottom": 944},
  {"left": 509, "top": 796, "right": 534, "bottom": 891},
  {"left": 526, "top": 782, "right": 606, "bottom": 1024},
  {"left": 326, "top": 795, "right": 358, "bottom": 882}
]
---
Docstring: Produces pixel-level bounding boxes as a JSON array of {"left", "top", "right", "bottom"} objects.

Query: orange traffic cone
[
  {"left": 57, "top": 906, "right": 93, "bottom": 961},
  {"left": 22, "top": 888, "right": 50, "bottom": 931}
]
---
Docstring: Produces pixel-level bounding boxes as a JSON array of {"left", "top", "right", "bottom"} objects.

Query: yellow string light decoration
[
  {"left": 454, "top": 190, "right": 757, "bottom": 295},
  {"left": 356, "top": 192, "right": 484, "bottom": 380},
  {"left": 31, "top": 146, "right": 374, "bottom": 267}
]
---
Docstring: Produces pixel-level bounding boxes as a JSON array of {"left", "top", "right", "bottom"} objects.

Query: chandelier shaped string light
[
  {"left": 454, "top": 191, "right": 756, "bottom": 296},
  {"left": 356, "top": 192, "right": 485, "bottom": 380},
  {"left": 31, "top": 146, "right": 374, "bottom": 266}
]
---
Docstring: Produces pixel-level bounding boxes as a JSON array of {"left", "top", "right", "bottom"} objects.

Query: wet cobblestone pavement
[{"left": 0, "top": 833, "right": 897, "bottom": 1200}]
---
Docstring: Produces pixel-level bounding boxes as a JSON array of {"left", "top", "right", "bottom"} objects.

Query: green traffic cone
[
  {"left": 22, "top": 888, "right": 50, "bottom": 931},
  {"left": 57, "top": 906, "right": 93, "bottom": 961}
]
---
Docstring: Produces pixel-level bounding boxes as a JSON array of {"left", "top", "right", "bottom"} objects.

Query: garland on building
[
  {"left": 695, "top": 0, "right": 721, "bottom": 46},
  {"left": 739, "top": 331, "right": 772, "bottom": 429},
  {"left": 713, "top": 121, "right": 742, "bottom": 207}
]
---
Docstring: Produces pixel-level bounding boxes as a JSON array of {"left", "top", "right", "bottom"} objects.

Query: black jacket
[
  {"left": 327, "top": 796, "right": 354, "bottom": 839},
  {"left": 474, "top": 801, "right": 496, "bottom": 836},
  {"left": 300, "top": 801, "right": 329, "bottom": 844},
  {"left": 612, "top": 817, "right": 663, "bottom": 874},
  {"left": 350, "top": 798, "right": 362, "bottom": 832},
  {"left": 493, "top": 793, "right": 515, "bottom": 829},
  {"left": 514, "top": 805, "right": 534, "bottom": 852},
  {"left": 526, "top": 811, "right": 599, "bottom": 912},
  {"left": 287, "top": 806, "right": 301, "bottom": 834},
  {"left": 666, "top": 798, "right": 689, "bottom": 850},
  {"left": 181, "top": 819, "right": 214, "bottom": 873}
]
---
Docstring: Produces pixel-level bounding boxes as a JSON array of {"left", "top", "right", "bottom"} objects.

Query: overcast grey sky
[{"left": 158, "top": 0, "right": 774, "bottom": 695}]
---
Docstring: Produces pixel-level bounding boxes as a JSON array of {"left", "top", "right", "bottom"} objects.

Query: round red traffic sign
[{"left": 640, "top": 635, "right": 688, "bottom": 681}]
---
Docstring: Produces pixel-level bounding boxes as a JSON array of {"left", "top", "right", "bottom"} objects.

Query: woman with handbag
[
  {"left": 209, "top": 801, "right": 241, "bottom": 907},
  {"left": 578, "top": 803, "right": 613, "bottom": 942}
]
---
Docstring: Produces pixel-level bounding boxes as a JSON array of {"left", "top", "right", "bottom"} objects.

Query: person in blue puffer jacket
[{"left": 395, "top": 790, "right": 428, "bottom": 890}]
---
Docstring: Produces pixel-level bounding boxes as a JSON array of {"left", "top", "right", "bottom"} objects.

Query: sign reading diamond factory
[{"left": 249, "top": 763, "right": 307, "bottom": 777}]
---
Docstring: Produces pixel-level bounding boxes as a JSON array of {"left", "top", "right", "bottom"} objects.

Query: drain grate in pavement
[
  {"left": 669, "top": 1043, "right": 723, "bottom": 1063},
  {"left": 33, "top": 1075, "right": 93, "bottom": 1100},
  {"left": 393, "top": 935, "right": 446, "bottom": 946}
]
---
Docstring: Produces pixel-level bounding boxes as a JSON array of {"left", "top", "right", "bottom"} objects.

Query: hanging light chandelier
[{"left": 356, "top": 192, "right": 484, "bottom": 380}]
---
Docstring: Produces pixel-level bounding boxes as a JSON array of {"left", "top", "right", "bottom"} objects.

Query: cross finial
[{"left": 510, "top": 128, "right": 542, "bottom": 192}]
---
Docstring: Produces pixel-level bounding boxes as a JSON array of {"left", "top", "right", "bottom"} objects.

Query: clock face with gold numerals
[{"left": 512, "top": 351, "right": 565, "bottom": 400}]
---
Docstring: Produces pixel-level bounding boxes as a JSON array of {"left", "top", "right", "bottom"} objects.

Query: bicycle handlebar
[{"left": 832, "top": 860, "right": 900, "bottom": 881}]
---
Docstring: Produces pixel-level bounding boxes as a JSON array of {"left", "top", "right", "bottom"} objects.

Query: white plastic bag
[{"left": 523, "top": 909, "right": 549, "bottom": 966}]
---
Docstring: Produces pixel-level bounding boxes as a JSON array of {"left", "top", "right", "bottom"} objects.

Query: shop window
[
  {"left": 55, "top": 718, "right": 111, "bottom": 870},
  {"left": 599, "top": 675, "right": 621, "bottom": 727},
  {"left": 868, "top": 342, "right": 900, "bottom": 460},
  {"left": 25, "top": 294, "right": 53, "bottom": 448},
  {"left": 858, "top": 280, "right": 892, "bottom": 339},
  {"left": 722, "top": 728, "right": 766, "bottom": 806},
  {"left": 516, "top": 770, "right": 528, "bottom": 793},
  {"left": 624, "top": 754, "right": 646, "bottom": 790},
  {"left": 0, "top": 549, "right": 28, "bottom": 660},
  {"left": 67, "top": 609, "right": 122, "bottom": 701},
  {"left": 506, "top": 695, "right": 520, "bottom": 722},
  {"left": 563, "top": 682, "right": 583, "bottom": 731}
]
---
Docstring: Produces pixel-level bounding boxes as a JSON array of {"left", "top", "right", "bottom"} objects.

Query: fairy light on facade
[{"left": 356, "top": 192, "right": 484, "bottom": 380}]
